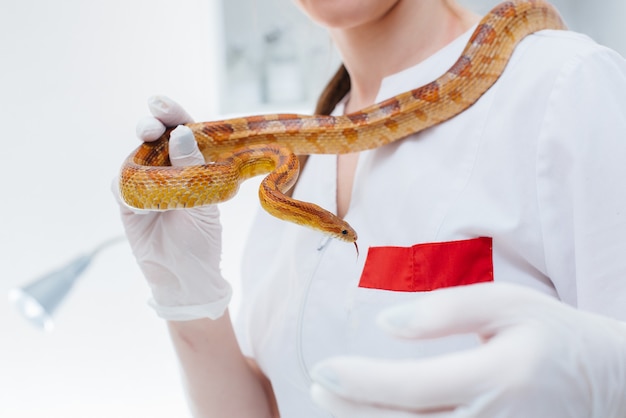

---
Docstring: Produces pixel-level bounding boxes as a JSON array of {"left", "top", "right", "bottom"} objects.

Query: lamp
[{"left": 8, "top": 236, "right": 125, "bottom": 332}]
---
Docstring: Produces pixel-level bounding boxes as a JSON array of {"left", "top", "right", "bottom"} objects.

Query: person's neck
[{"left": 330, "top": 1, "right": 479, "bottom": 113}]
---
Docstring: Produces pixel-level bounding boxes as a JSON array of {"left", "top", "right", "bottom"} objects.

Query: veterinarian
[{"left": 116, "top": 0, "right": 626, "bottom": 416}]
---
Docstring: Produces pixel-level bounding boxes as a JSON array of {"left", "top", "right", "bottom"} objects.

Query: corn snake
[{"left": 119, "top": 0, "right": 566, "bottom": 245}]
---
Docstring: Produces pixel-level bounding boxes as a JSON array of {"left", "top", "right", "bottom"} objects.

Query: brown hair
[
  {"left": 289, "top": 64, "right": 351, "bottom": 195},
  {"left": 314, "top": 64, "right": 351, "bottom": 115}
]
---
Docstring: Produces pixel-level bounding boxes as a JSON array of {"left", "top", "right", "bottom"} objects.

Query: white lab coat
[{"left": 235, "top": 26, "right": 626, "bottom": 417}]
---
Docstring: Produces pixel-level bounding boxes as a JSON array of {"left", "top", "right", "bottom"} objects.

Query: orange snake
[{"left": 119, "top": 0, "right": 566, "bottom": 245}]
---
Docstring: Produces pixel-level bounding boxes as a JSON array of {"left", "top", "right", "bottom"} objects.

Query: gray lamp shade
[{"left": 9, "top": 254, "right": 92, "bottom": 332}]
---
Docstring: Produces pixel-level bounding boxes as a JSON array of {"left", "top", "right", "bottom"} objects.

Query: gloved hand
[
  {"left": 310, "top": 282, "right": 626, "bottom": 417},
  {"left": 114, "top": 95, "right": 231, "bottom": 321}
]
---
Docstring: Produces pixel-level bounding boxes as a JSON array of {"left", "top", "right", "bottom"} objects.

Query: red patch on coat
[{"left": 359, "top": 237, "right": 494, "bottom": 292}]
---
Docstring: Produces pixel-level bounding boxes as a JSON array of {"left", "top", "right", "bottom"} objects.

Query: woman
[{"left": 117, "top": 0, "right": 626, "bottom": 416}]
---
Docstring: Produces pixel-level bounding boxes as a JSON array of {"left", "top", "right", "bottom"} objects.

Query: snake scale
[{"left": 119, "top": 0, "right": 566, "bottom": 246}]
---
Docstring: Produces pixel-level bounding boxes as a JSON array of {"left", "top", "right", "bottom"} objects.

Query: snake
[{"left": 119, "top": 0, "right": 566, "bottom": 247}]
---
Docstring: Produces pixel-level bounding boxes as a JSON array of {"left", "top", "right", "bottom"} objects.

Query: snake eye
[{"left": 341, "top": 230, "right": 348, "bottom": 235}]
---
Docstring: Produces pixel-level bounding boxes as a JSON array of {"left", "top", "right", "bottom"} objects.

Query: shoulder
[
  {"left": 521, "top": 29, "right": 604, "bottom": 59},
  {"left": 505, "top": 29, "right": 626, "bottom": 86},
  {"left": 489, "top": 28, "right": 626, "bottom": 125}
]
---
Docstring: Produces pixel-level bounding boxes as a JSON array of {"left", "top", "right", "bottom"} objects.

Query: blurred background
[{"left": 1, "top": 0, "right": 624, "bottom": 416}]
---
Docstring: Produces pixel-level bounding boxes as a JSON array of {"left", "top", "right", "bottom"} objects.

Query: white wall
[{"left": 0, "top": 1, "right": 234, "bottom": 417}]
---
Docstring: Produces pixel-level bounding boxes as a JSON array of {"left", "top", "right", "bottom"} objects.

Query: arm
[
  {"left": 168, "top": 311, "right": 278, "bottom": 417},
  {"left": 116, "top": 97, "right": 278, "bottom": 416}
]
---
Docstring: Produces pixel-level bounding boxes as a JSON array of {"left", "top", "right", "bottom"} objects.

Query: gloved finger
[
  {"left": 376, "top": 282, "right": 547, "bottom": 340},
  {"left": 311, "top": 383, "right": 458, "bottom": 418},
  {"left": 169, "top": 125, "right": 206, "bottom": 166},
  {"left": 136, "top": 115, "right": 166, "bottom": 142},
  {"left": 310, "top": 327, "right": 529, "bottom": 411},
  {"left": 167, "top": 126, "right": 220, "bottom": 217},
  {"left": 148, "top": 95, "right": 194, "bottom": 127}
]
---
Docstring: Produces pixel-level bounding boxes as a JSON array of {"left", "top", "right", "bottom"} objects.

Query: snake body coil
[{"left": 120, "top": 0, "right": 566, "bottom": 243}]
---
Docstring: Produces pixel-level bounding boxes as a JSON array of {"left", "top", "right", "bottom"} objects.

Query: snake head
[
  {"left": 335, "top": 222, "right": 358, "bottom": 244},
  {"left": 338, "top": 226, "right": 360, "bottom": 257}
]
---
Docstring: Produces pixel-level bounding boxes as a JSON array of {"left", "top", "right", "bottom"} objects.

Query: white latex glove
[
  {"left": 114, "top": 95, "right": 231, "bottom": 321},
  {"left": 310, "top": 282, "right": 626, "bottom": 417}
]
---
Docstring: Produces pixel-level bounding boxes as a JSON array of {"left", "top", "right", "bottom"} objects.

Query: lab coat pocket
[{"left": 358, "top": 237, "right": 494, "bottom": 292}]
